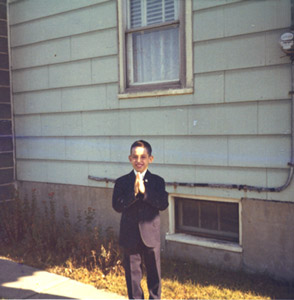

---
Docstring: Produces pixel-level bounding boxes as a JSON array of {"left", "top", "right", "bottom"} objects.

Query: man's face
[{"left": 129, "top": 146, "right": 154, "bottom": 173}]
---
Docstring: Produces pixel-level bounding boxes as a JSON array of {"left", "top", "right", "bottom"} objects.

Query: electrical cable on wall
[
  {"left": 89, "top": 4, "right": 294, "bottom": 193},
  {"left": 89, "top": 59, "right": 294, "bottom": 193}
]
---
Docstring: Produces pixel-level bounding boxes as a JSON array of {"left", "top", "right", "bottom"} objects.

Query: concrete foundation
[
  {"left": 242, "top": 198, "right": 294, "bottom": 281},
  {"left": 16, "top": 181, "right": 294, "bottom": 282},
  {"left": 17, "top": 181, "right": 121, "bottom": 235},
  {"left": 164, "top": 240, "right": 242, "bottom": 271}
]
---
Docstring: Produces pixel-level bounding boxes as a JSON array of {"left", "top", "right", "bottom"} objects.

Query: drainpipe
[
  {"left": 89, "top": 59, "right": 294, "bottom": 193},
  {"left": 89, "top": 2, "right": 294, "bottom": 193},
  {"left": 89, "top": 48, "right": 294, "bottom": 193}
]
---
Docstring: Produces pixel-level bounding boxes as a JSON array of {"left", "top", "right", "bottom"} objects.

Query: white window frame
[
  {"left": 166, "top": 194, "right": 243, "bottom": 253},
  {"left": 117, "top": 0, "right": 194, "bottom": 99}
]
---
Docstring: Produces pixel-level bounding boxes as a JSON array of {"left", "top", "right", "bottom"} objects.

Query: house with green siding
[{"left": 0, "top": 0, "right": 293, "bottom": 281}]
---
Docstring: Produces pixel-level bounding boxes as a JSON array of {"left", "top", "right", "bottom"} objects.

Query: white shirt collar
[{"left": 134, "top": 169, "right": 147, "bottom": 179}]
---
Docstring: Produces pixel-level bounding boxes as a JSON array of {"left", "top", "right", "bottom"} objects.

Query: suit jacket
[{"left": 112, "top": 170, "right": 168, "bottom": 249}]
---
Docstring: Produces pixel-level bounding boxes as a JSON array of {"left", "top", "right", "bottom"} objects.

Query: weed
[
  {"left": 0, "top": 190, "right": 293, "bottom": 299},
  {"left": 0, "top": 189, "right": 122, "bottom": 275}
]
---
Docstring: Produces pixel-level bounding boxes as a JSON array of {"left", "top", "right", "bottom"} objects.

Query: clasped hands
[{"left": 134, "top": 173, "right": 145, "bottom": 196}]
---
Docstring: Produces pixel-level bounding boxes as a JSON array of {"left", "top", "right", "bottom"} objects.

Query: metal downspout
[
  {"left": 89, "top": 57, "right": 294, "bottom": 193},
  {"left": 89, "top": 55, "right": 294, "bottom": 193},
  {"left": 88, "top": 60, "right": 294, "bottom": 193},
  {"left": 89, "top": 1, "right": 294, "bottom": 193}
]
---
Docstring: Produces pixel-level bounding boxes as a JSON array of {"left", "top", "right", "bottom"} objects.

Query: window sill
[
  {"left": 165, "top": 233, "right": 243, "bottom": 253},
  {"left": 118, "top": 87, "right": 193, "bottom": 99}
]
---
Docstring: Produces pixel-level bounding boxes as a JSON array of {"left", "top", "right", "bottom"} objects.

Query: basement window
[
  {"left": 166, "top": 195, "right": 242, "bottom": 252},
  {"left": 176, "top": 197, "right": 239, "bottom": 242}
]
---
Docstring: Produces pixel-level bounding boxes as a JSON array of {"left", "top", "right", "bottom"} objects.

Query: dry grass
[
  {"left": 42, "top": 257, "right": 293, "bottom": 300},
  {"left": 3, "top": 252, "right": 290, "bottom": 300},
  {"left": 0, "top": 190, "right": 293, "bottom": 299}
]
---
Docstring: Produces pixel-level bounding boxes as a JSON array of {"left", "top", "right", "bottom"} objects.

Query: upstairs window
[
  {"left": 118, "top": 0, "right": 193, "bottom": 98},
  {"left": 128, "top": 0, "right": 179, "bottom": 85}
]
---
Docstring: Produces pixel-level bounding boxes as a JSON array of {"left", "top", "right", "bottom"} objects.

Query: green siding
[{"left": 9, "top": 0, "right": 294, "bottom": 202}]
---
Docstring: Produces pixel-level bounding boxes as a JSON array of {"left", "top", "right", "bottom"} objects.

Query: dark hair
[{"left": 130, "top": 140, "right": 152, "bottom": 156}]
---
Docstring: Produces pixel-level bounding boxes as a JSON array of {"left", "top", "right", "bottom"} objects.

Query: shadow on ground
[{"left": 0, "top": 258, "right": 72, "bottom": 299}]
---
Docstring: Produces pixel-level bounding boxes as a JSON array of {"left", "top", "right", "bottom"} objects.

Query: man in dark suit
[{"left": 112, "top": 140, "right": 169, "bottom": 299}]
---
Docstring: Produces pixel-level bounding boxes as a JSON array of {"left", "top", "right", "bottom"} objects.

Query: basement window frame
[
  {"left": 117, "top": 0, "right": 194, "bottom": 99},
  {"left": 166, "top": 194, "right": 243, "bottom": 253}
]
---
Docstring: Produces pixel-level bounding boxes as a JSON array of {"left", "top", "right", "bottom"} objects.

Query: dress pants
[{"left": 123, "top": 239, "right": 161, "bottom": 299}]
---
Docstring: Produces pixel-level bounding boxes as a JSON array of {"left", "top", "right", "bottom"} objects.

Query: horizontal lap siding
[
  {"left": 10, "top": 1, "right": 116, "bottom": 46},
  {"left": 12, "top": 29, "right": 117, "bottom": 69},
  {"left": 9, "top": 0, "right": 108, "bottom": 25},
  {"left": 10, "top": 0, "right": 293, "bottom": 201},
  {"left": 14, "top": 101, "right": 291, "bottom": 136},
  {"left": 15, "top": 135, "right": 290, "bottom": 168},
  {"left": 15, "top": 158, "right": 287, "bottom": 191},
  {"left": 12, "top": 56, "right": 118, "bottom": 92}
]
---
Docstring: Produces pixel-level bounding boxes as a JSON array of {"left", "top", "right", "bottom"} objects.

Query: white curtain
[
  {"left": 128, "top": 0, "right": 179, "bottom": 84},
  {"left": 132, "top": 27, "right": 179, "bottom": 83}
]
